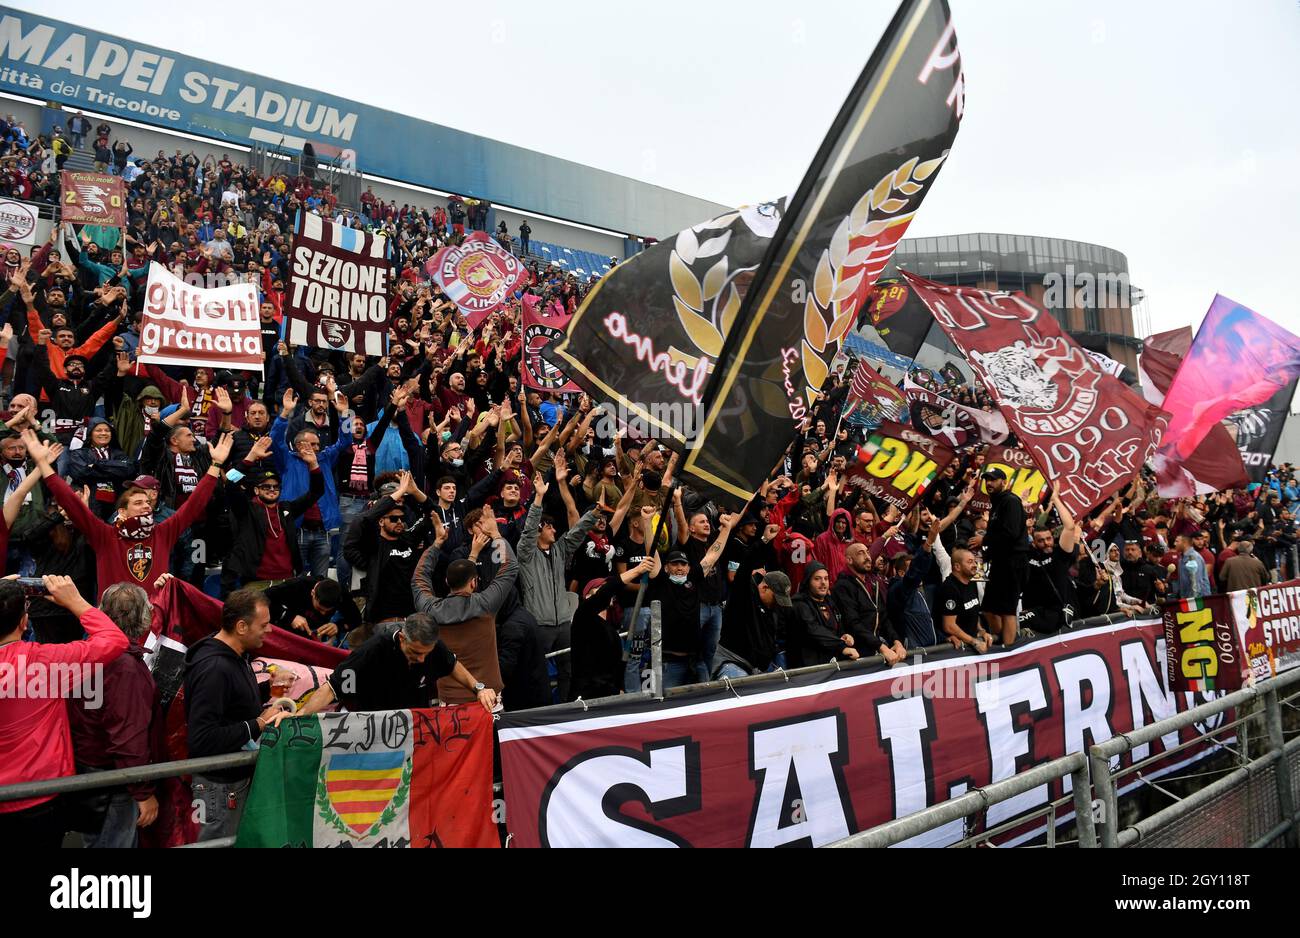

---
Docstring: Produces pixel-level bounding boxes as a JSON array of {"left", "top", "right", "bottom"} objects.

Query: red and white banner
[
  {"left": 286, "top": 212, "right": 391, "bottom": 355},
  {"left": 0, "top": 199, "right": 39, "bottom": 245},
  {"left": 904, "top": 375, "right": 1009, "bottom": 449},
  {"left": 902, "top": 272, "right": 1168, "bottom": 518},
  {"left": 522, "top": 303, "right": 581, "bottom": 393},
  {"left": 1231, "top": 579, "right": 1300, "bottom": 681},
  {"left": 499, "top": 620, "right": 1231, "bottom": 847},
  {"left": 139, "top": 262, "right": 263, "bottom": 373},
  {"left": 60, "top": 170, "right": 126, "bottom": 226},
  {"left": 427, "top": 232, "right": 528, "bottom": 330}
]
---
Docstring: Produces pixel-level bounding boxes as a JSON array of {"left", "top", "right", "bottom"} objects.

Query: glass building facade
[{"left": 886, "top": 233, "right": 1143, "bottom": 369}]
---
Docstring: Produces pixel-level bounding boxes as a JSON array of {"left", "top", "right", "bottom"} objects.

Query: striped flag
[
  {"left": 235, "top": 706, "right": 498, "bottom": 848},
  {"left": 285, "top": 212, "right": 391, "bottom": 356}
]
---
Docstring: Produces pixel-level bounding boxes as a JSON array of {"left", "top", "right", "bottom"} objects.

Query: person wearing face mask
[
  {"left": 25, "top": 428, "right": 233, "bottom": 595},
  {"left": 222, "top": 439, "right": 325, "bottom": 595},
  {"left": 67, "top": 418, "right": 136, "bottom": 521}
]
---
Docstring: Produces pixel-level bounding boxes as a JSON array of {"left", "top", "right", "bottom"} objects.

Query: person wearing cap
[
  {"left": 981, "top": 466, "right": 1030, "bottom": 647},
  {"left": 222, "top": 434, "right": 326, "bottom": 594},
  {"left": 718, "top": 523, "right": 793, "bottom": 677},
  {"left": 787, "top": 561, "right": 861, "bottom": 669}
]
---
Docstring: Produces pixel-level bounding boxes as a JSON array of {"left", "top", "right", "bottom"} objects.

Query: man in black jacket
[
  {"left": 833, "top": 542, "right": 906, "bottom": 664},
  {"left": 787, "top": 561, "right": 859, "bottom": 668},
  {"left": 184, "top": 588, "right": 290, "bottom": 842},
  {"left": 982, "top": 467, "right": 1030, "bottom": 647},
  {"left": 718, "top": 525, "right": 789, "bottom": 675},
  {"left": 265, "top": 575, "right": 361, "bottom": 643},
  {"left": 220, "top": 439, "right": 324, "bottom": 594},
  {"left": 343, "top": 471, "right": 431, "bottom": 629}
]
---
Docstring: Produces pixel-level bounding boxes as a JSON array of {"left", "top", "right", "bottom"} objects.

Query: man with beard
[
  {"left": 222, "top": 437, "right": 325, "bottom": 594},
  {"left": 787, "top": 562, "right": 860, "bottom": 668},
  {"left": 1019, "top": 492, "right": 1081, "bottom": 635},
  {"left": 937, "top": 547, "right": 994, "bottom": 652},
  {"left": 1120, "top": 540, "right": 1165, "bottom": 608},
  {"left": 981, "top": 466, "right": 1030, "bottom": 647},
  {"left": 31, "top": 342, "right": 116, "bottom": 457},
  {"left": 345, "top": 471, "right": 432, "bottom": 631},
  {"left": 833, "top": 541, "right": 907, "bottom": 665},
  {"left": 22, "top": 278, "right": 125, "bottom": 379},
  {"left": 25, "top": 428, "right": 232, "bottom": 594},
  {"left": 228, "top": 399, "right": 275, "bottom": 473}
]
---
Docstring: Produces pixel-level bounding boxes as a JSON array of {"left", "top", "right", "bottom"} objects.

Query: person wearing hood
[
  {"left": 184, "top": 588, "right": 290, "bottom": 842},
  {"left": 67, "top": 418, "right": 136, "bottom": 520},
  {"left": 26, "top": 428, "right": 232, "bottom": 596},
  {"left": 787, "top": 560, "right": 860, "bottom": 668},
  {"left": 112, "top": 383, "right": 166, "bottom": 462},
  {"left": 811, "top": 501, "right": 852, "bottom": 582}
]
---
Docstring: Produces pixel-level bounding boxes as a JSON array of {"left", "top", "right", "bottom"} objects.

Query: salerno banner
[
  {"left": 59, "top": 170, "right": 126, "bottom": 226},
  {"left": 843, "top": 419, "right": 955, "bottom": 512},
  {"left": 903, "top": 272, "right": 1169, "bottom": 519},
  {"left": 426, "top": 232, "right": 529, "bottom": 330},
  {"left": 842, "top": 358, "right": 907, "bottom": 430},
  {"left": 138, "top": 262, "right": 263, "bottom": 372},
  {"left": 684, "top": 0, "right": 964, "bottom": 504},
  {"left": 235, "top": 706, "right": 498, "bottom": 848},
  {"left": 498, "top": 620, "right": 1231, "bottom": 848},
  {"left": 285, "top": 212, "right": 390, "bottom": 355}
]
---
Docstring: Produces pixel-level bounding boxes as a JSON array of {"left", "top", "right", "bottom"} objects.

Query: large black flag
[
  {"left": 858, "top": 277, "right": 936, "bottom": 361},
  {"left": 682, "top": 0, "right": 965, "bottom": 503},
  {"left": 1231, "top": 379, "right": 1298, "bottom": 482},
  {"left": 549, "top": 200, "right": 786, "bottom": 446}
]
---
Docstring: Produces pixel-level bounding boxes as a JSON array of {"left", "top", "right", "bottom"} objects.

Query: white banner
[
  {"left": 0, "top": 199, "right": 39, "bottom": 245},
  {"left": 139, "top": 262, "right": 263, "bottom": 373}
]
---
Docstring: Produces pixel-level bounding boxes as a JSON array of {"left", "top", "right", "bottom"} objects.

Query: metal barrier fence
[
  {"left": 6, "top": 611, "right": 1295, "bottom": 849},
  {"left": 1089, "top": 667, "right": 1300, "bottom": 849}
]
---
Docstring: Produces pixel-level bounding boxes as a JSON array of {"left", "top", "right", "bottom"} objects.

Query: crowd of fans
[{"left": 0, "top": 120, "right": 1296, "bottom": 847}]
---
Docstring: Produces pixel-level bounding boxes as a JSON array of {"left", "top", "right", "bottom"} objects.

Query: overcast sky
[{"left": 21, "top": 0, "right": 1300, "bottom": 336}]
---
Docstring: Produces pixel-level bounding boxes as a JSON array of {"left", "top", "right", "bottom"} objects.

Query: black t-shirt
[
  {"left": 648, "top": 572, "right": 701, "bottom": 656},
  {"left": 684, "top": 536, "right": 723, "bottom": 605},
  {"left": 613, "top": 532, "right": 653, "bottom": 597},
  {"left": 327, "top": 630, "right": 457, "bottom": 712},
  {"left": 367, "top": 537, "right": 421, "bottom": 622},
  {"left": 1023, "top": 544, "right": 1074, "bottom": 610},
  {"left": 935, "top": 575, "right": 981, "bottom": 637}
]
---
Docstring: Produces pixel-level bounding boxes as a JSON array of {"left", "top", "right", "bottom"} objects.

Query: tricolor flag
[
  {"left": 235, "top": 707, "right": 498, "bottom": 848},
  {"left": 285, "top": 212, "right": 392, "bottom": 356}
]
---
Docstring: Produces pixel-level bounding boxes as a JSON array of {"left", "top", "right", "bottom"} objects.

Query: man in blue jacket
[{"left": 271, "top": 388, "right": 354, "bottom": 578}]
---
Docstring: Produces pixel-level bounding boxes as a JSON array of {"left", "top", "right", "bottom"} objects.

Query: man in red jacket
[
  {"left": 0, "top": 575, "right": 129, "bottom": 847},
  {"left": 22, "top": 428, "right": 233, "bottom": 596}
]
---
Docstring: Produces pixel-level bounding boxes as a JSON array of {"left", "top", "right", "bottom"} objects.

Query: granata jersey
[{"left": 45, "top": 472, "right": 218, "bottom": 593}]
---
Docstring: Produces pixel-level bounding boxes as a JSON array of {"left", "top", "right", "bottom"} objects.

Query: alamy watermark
[
  {"left": 1041, "top": 265, "right": 1133, "bottom": 311},
  {"left": 0, "top": 658, "right": 104, "bottom": 709}
]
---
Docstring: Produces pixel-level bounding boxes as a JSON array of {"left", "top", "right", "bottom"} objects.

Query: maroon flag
[
  {"left": 427, "top": 232, "right": 529, "bottom": 330},
  {"left": 1154, "top": 296, "right": 1300, "bottom": 496},
  {"left": 59, "top": 170, "right": 126, "bottom": 226},
  {"left": 902, "top": 272, "right": 1168, "bottom": 518},
  {"left": 848, "top": 358, "right": 877, "bottom": 403},
  {"left": 522, "top": 303, "right": 581, "bottom": 393},
  {"left": 1140, "top": 327, "right": 1248, "bottom": 495},
  {"left": 844, "top": 419, "right": 956, "bottom": 512}
]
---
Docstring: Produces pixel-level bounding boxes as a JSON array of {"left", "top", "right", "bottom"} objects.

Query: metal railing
[
  {"left": 828, "top": 753, "right": 1094, "bottom": 849},
  {"left": 1089, "top": 667, "right": 1300, "bottom": 849}
]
